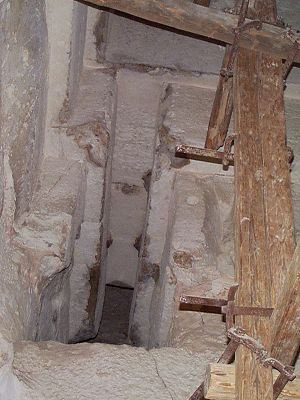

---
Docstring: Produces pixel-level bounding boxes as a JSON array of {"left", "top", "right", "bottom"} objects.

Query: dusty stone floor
[{"left": 92, "top": 284, "right": 134, "bottom": 345}]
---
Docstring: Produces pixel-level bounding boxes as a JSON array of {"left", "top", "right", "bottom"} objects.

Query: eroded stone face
[
  {"left": 1, "top": 0, "right": 48, "bottom": 219},
  {"left": 12, "top": 158, "right": 86, "bottom": 342},
  {"left": 0, "top": 0, "right": 49, "bottom": 343},
  {"left": 130, "top": 81, "right": 235, "bottom": 351}
]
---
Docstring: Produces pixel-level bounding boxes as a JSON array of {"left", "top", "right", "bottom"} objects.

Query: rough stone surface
[
  {"left": 130, "top": 82, "right": 234, "bottom": 349},
  {"left": 1, "top": 0, "right": 47, "bottom": 218},
  {"left": 0, "top": 0, "right": 48, "bottom": 343},
  {"left": 12, "top": 341, "right": 216, "bottom": 400},
  {"left": 44, "top": 0, "right": 87, "bottom": 138},
  {"left": 106, "top": 70, "right": 162, "bottom": 287},
  {"left": 66, "top": 68, "right": 115, "bottom": 342},
  {"left": 12, "top": 157, "right": 86, "bottom": 342}
]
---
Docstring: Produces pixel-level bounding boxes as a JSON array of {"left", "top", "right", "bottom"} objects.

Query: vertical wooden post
[
  {"left": 234, "top": 2, "right": 295, "bottom": 399},
  {"left": 234, "top": 48, "right": 273, "bottom": 400},
  {"left": 234, "top": 7, "right": 295, "bottom": 400}
]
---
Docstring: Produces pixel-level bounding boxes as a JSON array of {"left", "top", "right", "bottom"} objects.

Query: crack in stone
[{"left": 150, "top": 354, "right": 175, "bottom": 400}]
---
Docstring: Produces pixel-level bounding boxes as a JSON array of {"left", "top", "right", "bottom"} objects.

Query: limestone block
[
  {"left": 63, "top": 69, "right": 115, "bottom": 341},
  {"left": 158, "top": 83, "right": 233, "bottom": 176},
  {"left": 106, "top": 182, "right": 148, "bottom": 286},
  {"left": 12, "top": 157, "right": 86, "bottom": 342},
  {"left": 106, "top": 239, "right": 139, "bottom": 287},
  {"left": 106, "top": 69, "right": 162, "bottom": 287},
  {"left": 66, "top": 121, "right": 109, "bottom": 167},
  {"left": 130, "top": 82, "right": 234, "bottom": 348},
  {"left": 45, "top": 0, "right": 87, "bottom": 128},
  {"left": 83, "top": 7, "right": 103, "bottom": 66},
  {"left": 0, "top": 153, "right": 33, "bottom": 343},
  {"left": 12, "top": 212, "right": 73, "bottom": 342},
  {"left": 84, "top": 165, "right": 105, "bottom": 222},
  {"left": 13, "top": 340, "right": 215, "bottom": 400},
  {"left": 69, "top": 263, "right": 90, "bottom": 341},
  {"left": 30, "top": 157, "right": 86, "bottom": 216},
  {"left": 153, "top": 173, "right": 234, "bottom": 352},
  {"left": 69, "top": 221, "right": 102, "bottom": 341},
  {"left": 98, "top": 12, "right": 225, "bottom": 74},
  {"left": 112, "top": 69, "right": 162, "bottom": 185},
  {"left": 67, "top": 69, "right": 115, "bottom": 129},
  {"left": 0, "top": 0, "right": 48, "bottom": 218}
]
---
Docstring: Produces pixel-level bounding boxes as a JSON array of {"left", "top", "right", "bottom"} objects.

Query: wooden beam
[
  {"left": 80, "top": 0, "right": 300, "bottom": 63},
  {"left": 234, "top": 46, "right": 274, "bottom": 400},
  {"left": 234, "top": 0, "right": 295, "bottom": 394},
  {"left": 271, "top": 242, "right": 300, "bottom": 365},
  {"left": 205, "top": 45, "right": 233, "bottom": 149},
  {"left": 204, "top": 364, "right": 300, "bottom": 400}
]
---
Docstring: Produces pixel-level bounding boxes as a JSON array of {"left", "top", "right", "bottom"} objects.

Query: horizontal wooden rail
[{"left": 80, "top": 0, "right": 300, "bottom": 62}]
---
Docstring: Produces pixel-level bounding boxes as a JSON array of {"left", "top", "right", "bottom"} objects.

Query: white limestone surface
[{"left": 12, "top": 341, "right": 212, "bottom": 400}]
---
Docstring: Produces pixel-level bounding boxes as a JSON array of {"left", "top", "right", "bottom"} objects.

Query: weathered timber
[
  {"left": 80, "top": 0, "right": 300, "bottom": 62},
  {"left": 204, "top": 364, "right": 300, "bottom": 400},
  {"left": 270, "top": 243, "right": 300, "bottom": 365},
  {"left": 175, "top": 144, "right": 233, "bottom": 164},
  {"left": 204, "top": 0, "right": 279, "bottom": 150},
  {"left": 258, "top": 56, "right": 295, "bottom": 303},
  {"left": 234, "top": 0, "right": 295, "bottom": 396},
  {"left": 205, "top": 45, "right": 233, "bottom": 149},
  {"left": 234, "top": 47, "right": 274, "bottom": 400}
]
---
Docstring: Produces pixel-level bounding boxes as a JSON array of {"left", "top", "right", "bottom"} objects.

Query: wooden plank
[
  {"left": 205, "top": 45, "right": 233, "bottom": 149},
  {"left": 80, "top": 0, "right": 300, "bottom": 62},
  {"left": 234, "top": 46, "right": 274, "bottom": 400},
  {"left": 204, "top": 364, "right": 300, "bottom": 400},
  {"left": 271, "top": 243, "right": 300, "bottom": 365}
]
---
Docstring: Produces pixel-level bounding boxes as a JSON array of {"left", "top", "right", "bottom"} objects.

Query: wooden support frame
[{"left": 80, "top": 0, "right": 300, "bottom": 62}]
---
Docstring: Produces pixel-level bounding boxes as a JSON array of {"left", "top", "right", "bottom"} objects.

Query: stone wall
[
  {"left": 0, "top": 0, "right": 48, "bottom": 342},
  {"left": 0, "top": 0, "right": 111, "bottom": 344},
  {"left": 129, "top": 81, "right": 235, "bottom": 351}
]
